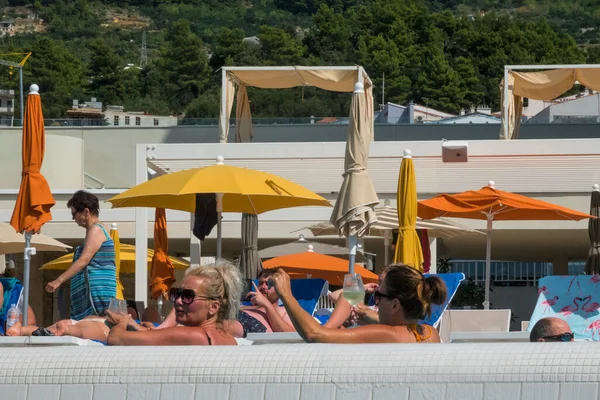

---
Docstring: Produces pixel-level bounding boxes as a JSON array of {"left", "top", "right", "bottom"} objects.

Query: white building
[
  {"left": 0, "top": 89, "right": 14, "bottom": 126},
  {"left": 528, "top": 92, "right": 600, "bottom": 124},
  {"left": 103, "top": 105, "right": 178, "bottom": 127}
]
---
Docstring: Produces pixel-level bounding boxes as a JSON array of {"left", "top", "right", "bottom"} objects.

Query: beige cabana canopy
[
  {"left": 501, "top": 65, "right": 600, "bottom": 140},
  {"left": 219, "top": 66, "right": 373, "bottom": 143}
]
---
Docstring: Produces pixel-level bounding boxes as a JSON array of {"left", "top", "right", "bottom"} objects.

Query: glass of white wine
[{"left": 343, "top": 273, "right": 365, "bottom": 326}]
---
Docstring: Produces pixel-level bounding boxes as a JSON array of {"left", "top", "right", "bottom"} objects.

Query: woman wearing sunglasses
[
  {"left": 106, "top": 262, "right": 243, "bottom": 345},
  {"left": 273, "top": 263, "right": 447, "bottom": 343}
]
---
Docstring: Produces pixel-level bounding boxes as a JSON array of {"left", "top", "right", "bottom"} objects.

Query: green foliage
[
  {"left": 0, "top": 0, "right": 594, "bottom": 119},
  {"left": 437, "top": 258, "right": 486, "bottom": 309}
]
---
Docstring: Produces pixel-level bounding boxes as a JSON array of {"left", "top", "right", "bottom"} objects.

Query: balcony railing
[
  {"left": 2, "top": 118, "right": 600, "bottom": 141},
  {"left": 450, "top": 260, "right": 554, "bottom": 285}
]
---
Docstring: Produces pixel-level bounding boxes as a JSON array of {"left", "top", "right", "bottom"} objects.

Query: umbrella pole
[
  {"left": 348, "top": 235, "right": 357, "bottom": 275},
  {"left": 22, "top": 231, "right": 36, "bottom": 325},
  {"left": 384, "top": 231, "right": 390, "bottom": 266},
  {"left": 216, "top": 193, "right": 223, "bottom": 260},
  {"left": 484, "top": 216, "right": 493, "bottom": 310}
]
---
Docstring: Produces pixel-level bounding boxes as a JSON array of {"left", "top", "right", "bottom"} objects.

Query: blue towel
[
  {"left": 419, "top": 273, "right": 465, "bottom": 327},
  {"left": 529, "top": 275, "right": 600, "bottom": 341},
  {"left": 1, "top": 278, "right": 23, "bottom": 333}
]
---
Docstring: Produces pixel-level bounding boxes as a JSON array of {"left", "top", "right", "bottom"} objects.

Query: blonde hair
[{"left": 185, "top": 261, "right": 243, "bottom": 322}]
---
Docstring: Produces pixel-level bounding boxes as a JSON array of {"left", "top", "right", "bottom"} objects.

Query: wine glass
[
  {"left": 108, "top": 298, "right": 127, "bottom": 315},
  {"left": 343, "top": 273, "right": 365, "bottom": 327}
]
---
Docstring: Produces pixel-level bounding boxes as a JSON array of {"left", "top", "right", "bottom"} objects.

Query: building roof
[{"left": 434, "top": 112, "right": 501, "bottom": 124}]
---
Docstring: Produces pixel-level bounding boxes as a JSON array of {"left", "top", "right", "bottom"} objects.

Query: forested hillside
[{"left": 0, "top": 0, "right": 596, "bottom": 119}]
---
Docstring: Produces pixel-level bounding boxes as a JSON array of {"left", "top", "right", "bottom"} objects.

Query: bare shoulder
[{"left": 422, "top": 325, "right": 441, "bottom": 343}]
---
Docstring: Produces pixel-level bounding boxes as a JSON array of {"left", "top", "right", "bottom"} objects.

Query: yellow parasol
[
  {"left": 107, "top": 156, "right": 331, "bottom": 258},
  {"left": 393, "top": 149, "right": 424, "bottom": 270}
]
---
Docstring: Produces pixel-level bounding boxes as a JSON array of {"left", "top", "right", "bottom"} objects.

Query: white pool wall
[{"left": 0, "top": 342, "right": 597, "bottom": 400}]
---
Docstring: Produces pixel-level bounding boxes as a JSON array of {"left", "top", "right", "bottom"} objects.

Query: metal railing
[
  {"left": 450, "top": 260, "right": 553, "bottom": 285},
  {"left": 84, "top": 173, "right": 106, "bottom": 189}
]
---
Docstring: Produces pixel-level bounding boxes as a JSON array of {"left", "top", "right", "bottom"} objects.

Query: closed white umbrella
[{"left": 329, "top": 81, "right": 379, "bottom": 273}]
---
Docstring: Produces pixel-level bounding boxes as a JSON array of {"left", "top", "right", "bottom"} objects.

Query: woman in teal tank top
[{"left": 46, "top": 190, "right": 116, "bottom": 319}]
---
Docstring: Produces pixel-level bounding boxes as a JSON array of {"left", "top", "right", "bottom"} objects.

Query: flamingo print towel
[{"left": 529, "top": 275, "right": 600, "bottom": 340}]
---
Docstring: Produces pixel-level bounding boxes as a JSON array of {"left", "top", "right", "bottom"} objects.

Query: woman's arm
[
  {"left": 0, "top": 284, "right": 4, "bottom": 312},
  {"left": 106, "top": 311, "right": 210, "bottom": 345},
  {"left": 108, "top": 324, "right": 211, "bottom": 346},
  {"left": 248, "top": 282, "right": 294, "bottom": 332},
  {"left": 273, "top": 270, "right": 401, "bottom": 344},
  {"left": 47, "top": 226, "right": 105, "bottom": 292},
  {"left": 323, "top": 294, "right": 352, "bottom": 328}
]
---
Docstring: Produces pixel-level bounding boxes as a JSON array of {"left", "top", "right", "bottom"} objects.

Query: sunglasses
[
  {"left": 168, "top": 288, "right": 216, "bottom": 305},
  {"left": 540, "top": 332, "right": 574, "bottom": 342},
  {"left": 373, "top": 290, "right": 395, "bottom": 306}
]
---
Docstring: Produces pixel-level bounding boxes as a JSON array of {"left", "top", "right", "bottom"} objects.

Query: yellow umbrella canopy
[
  {"left": 110, "top": 224, "right": 124, "bottom": 300},
  {"left": 393, "top": 149, "right": 424, "bottom": 270},
  {"left": 107, "top": 157, "right": 331, "bottom": 214},
  {"left": 41, "top": 243, "right": 189, "bottom": 273}
]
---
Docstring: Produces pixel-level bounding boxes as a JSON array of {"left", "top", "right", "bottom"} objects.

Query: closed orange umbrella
[
  {"left": 418, "top": 181, "right": 594, "bottom": 308},
  {"left": 149, "top": 208, "right": 176, "bottom": 300},
  {"left": 262, "top": 249, "right": 379, "bottom": 285},
  {"left": 10, "top": 84, "right": 55, "bottom": 233},
  {"left": 9, "top": 84, "right": 55, "bottom": 325}
]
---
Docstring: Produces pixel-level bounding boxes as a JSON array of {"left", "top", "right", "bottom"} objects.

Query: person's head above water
[
  {"left": 529, "top": 317, "right": 574, "bottom": 342},
  {"left": 375, "top": 263, "right": 447, "bottom": 325},
  {"left": 169, "top": 261, "right": 243, "bottom": 328},
  {"left": 255, "top": 269, "right": 279, "bottom": 304}
]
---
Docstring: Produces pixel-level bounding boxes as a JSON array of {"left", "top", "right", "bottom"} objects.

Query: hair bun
[{"left": 423, "top": 276, "right": 447, "bottom": 305}]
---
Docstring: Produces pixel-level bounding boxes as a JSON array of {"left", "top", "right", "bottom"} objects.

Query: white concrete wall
[
  {"left": 0, "top": 343, "right": 598, "bottom": 399},
  {"left": 0, "top": 130, "right": 84, "bottom": 189}
]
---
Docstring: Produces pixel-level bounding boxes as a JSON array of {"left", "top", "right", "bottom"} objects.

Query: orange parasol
[
  {"left": 10, "top": 84, "right": 55, "bottom": 234},
  {"left": 418, "top": 181, "right": 594, "bottom": 308},
  {"left": 9, "top": 84, "right": 55, "bottom": 326},
  {"left": 149, "top": 208, "right": 176, "bottom": 300},
  {"left": 262, "top": 249, "right": 379, "bottom": 285}
]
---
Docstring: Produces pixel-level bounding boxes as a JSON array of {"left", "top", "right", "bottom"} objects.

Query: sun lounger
[
  {"left": 420, "top": 273, "right": 465, "bottom": 327},
  {"left": 242, "top": 278, "right": 328, "bottom": 317},
  {"left": 438, "top": 309, "right": 512, "bottom": 343},
  {"left": 529, "top": 275, "right": 600, "bottom": 341}
]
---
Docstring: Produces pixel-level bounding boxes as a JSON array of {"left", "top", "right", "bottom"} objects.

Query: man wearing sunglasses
[
  {"left": 230, "top": 270, "right": 295, "bottom": 337},
  {"left": 529, "top": 317, "right": 574, "bottom": 342}
]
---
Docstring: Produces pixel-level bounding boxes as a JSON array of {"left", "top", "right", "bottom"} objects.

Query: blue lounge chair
[
  {"left": 0, "top": 278, "right": 23, "bottom": 335},
  {"left": 242, "top": 278, "right": 328, "bottom": 317},
  {"left": 529, "top": 275, "right": 600, "bottom": 341},
  {"left": 420, "top": 273, "right": 465, "bottom": 327}
]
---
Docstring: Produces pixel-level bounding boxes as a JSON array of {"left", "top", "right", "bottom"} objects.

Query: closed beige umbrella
[
  {"left": 0, "top": 222, "right": 70, "bottom": 255},
  {"left": 240, "top": 213, "right": 262, "bottom": 279},
  {"left": 330, "top": 81, "right": 379, "bottom": 272}
]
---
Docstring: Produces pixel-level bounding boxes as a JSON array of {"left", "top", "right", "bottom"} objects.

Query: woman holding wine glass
[{"left": 272, "top": 263, "right": 447, "bottom": 343}]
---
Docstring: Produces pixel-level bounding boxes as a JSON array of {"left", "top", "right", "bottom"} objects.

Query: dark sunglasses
[
  {"left": 540, "top": 332, "right": 574, "bottom": 342},
  {"left": 168, "top": 288, "right": 216, "bottom": 305},
  {"left": 373, "top": 290, "right": 395, "bottom": 306}
]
